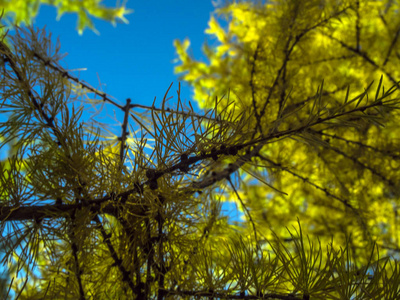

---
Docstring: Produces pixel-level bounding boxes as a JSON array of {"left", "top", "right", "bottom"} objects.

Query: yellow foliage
[
  {"left": 174, "top": 0, "right": 400, "bottom": 264},
  {"left": 1, "top": 0, "right": 132, "bottom": 34}
]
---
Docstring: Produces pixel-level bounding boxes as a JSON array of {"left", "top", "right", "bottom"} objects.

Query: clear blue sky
[{"left": 33, "top": 0, "right": 217, "bottom": 110}]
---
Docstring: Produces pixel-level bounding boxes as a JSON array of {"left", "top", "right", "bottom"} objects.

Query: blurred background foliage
[
  {"left": 174, "top": 0, "right": 400, "bottom": 264},
  {"left": 0, "top": 0, "right": 131, "bottom": 34}
]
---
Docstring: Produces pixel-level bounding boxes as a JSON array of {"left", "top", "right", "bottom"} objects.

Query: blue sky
[{"left": 32, "top": 0, "right": 217, "bottom": 111}]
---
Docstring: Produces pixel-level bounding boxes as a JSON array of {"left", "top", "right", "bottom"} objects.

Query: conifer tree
[{"left": 1, "top": 0, "right": 400, "bottom": 299}]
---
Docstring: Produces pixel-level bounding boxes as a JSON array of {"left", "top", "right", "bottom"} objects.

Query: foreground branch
[{"left": 0, "top": 202, "right": 144, "bottom": 221}]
